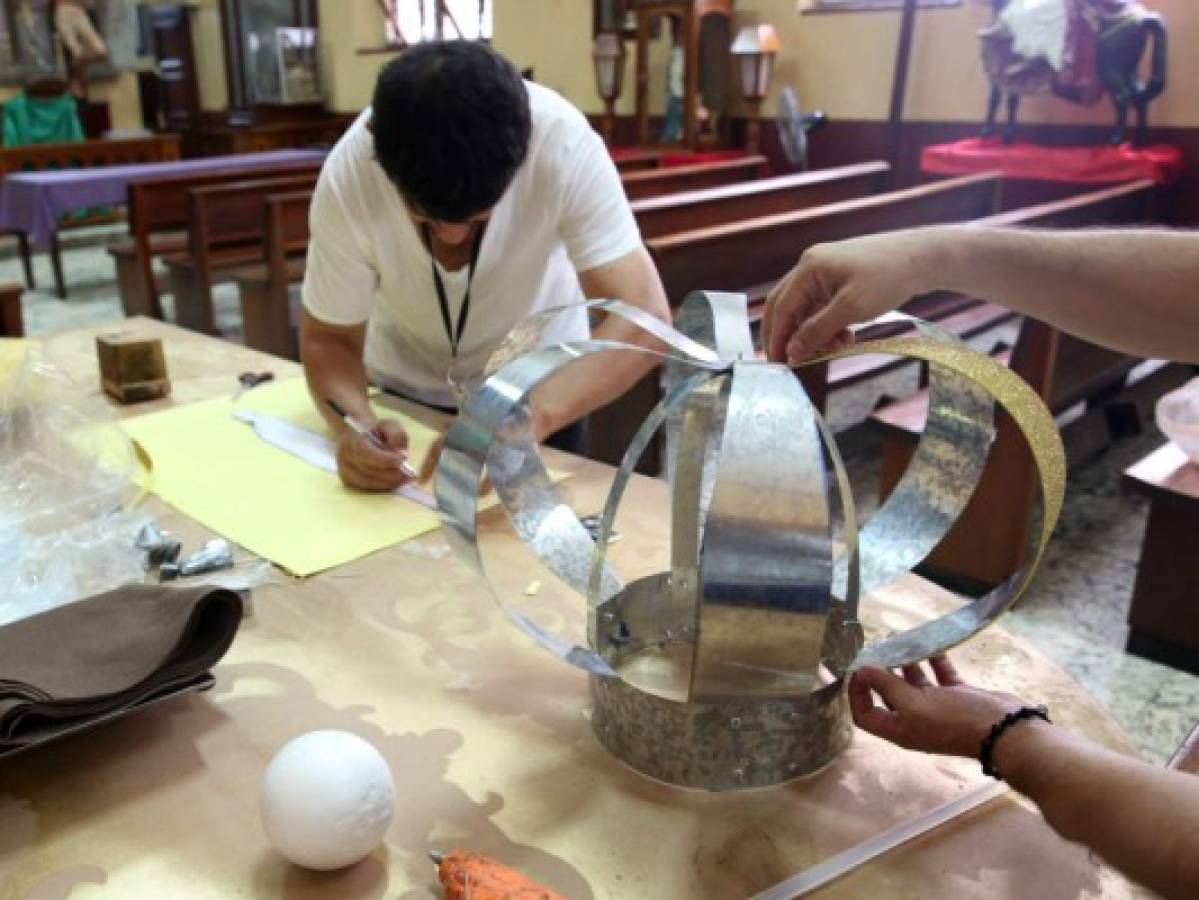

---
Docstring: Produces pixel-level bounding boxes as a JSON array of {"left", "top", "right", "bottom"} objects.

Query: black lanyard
[{"left": 422, "top": 222, "right": 485, "bottom": 359}]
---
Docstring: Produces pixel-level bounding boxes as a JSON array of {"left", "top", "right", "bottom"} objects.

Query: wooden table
[
  {"left": 0, "top": 319, "right": 1148, "bottom": 899},
  {"left": 1125, "top": 441, "right": 1199, "bottom": 674}
]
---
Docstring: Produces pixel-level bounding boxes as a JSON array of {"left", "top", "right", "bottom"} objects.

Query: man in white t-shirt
[{"left": 302, "top": 41, "right": 670, "bottom": 492}]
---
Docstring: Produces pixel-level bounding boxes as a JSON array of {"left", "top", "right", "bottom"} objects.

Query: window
[{"left": 381, "top": 0, "right": 493, "bottom": 47}]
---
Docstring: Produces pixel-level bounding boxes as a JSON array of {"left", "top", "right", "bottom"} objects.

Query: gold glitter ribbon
[{"left": 810, "top": 335, "right": 1066, "bottom": 668}]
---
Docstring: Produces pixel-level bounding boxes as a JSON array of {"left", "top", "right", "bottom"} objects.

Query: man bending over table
[{"left": 301, "top": 41, "right": 670, "bottom": 491}]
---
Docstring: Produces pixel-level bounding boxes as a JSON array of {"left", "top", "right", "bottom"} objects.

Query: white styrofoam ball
[{"left": 259, "top": 730, "right": 395, "bottom": 871}]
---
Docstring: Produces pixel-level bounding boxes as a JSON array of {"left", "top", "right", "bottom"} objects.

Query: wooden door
[{"left": 150, "top": 6, "right": 201, "bottom": 134}]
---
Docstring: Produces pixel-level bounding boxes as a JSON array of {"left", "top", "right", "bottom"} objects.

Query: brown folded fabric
[{"left": 0, "top": 583, "right": 243, "bottom": 752}]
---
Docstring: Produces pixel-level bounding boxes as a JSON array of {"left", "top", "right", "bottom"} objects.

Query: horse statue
[{"left": 979, "top": 0, "right": 1167, "bottom": 147}]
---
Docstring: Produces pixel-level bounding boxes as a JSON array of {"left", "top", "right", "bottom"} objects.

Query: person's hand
[
  {"left": 849, "top": 654, "right": 1027, "bottom": 759},
  {"left": 762, "top": 230, "right": 937, "bottom": 364},
  {"left": 335, "top": 418, "right": 412, "bottom": 492}
]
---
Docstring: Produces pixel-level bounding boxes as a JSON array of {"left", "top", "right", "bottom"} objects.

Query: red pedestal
[{"left": 921, "top": 138, "right": 1183, "bottom": 185}]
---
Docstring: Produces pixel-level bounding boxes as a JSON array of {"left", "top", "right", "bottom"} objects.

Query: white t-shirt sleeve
[
  {"left": 301, "top": 171, "right": 379, "bottom": 326},
  {"left": 555, "top": 125, "right": 643, "bottom": 274}
]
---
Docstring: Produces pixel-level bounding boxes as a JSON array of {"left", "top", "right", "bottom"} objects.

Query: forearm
[
  {"left": 531, "top": 248, "right": 671, "bottom": 436},
  {"left": 997, "top": 721, "right": 1199, "bottom": 898},
  {"left": 529, "top": 313, "right": 662, "bottom": 436},
  {"left": 301, "top": 323, "right": 373, "bottom": 434},
  {"left": 922, "top": 227, "right": 1199, "bottom": 364}
]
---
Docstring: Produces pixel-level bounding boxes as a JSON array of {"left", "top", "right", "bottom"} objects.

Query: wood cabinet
[
  {"left": 149, "top": 5, "right": 202, "bottom": 134},
  {"left": 631, "top": 0, "right": 734, "bottom": 150}
]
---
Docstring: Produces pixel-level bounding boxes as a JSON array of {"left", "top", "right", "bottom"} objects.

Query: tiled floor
[{"left": 8, "top": 226, "right": 1197, "bottom": 764}]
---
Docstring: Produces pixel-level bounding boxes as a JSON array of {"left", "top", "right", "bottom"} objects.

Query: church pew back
[
  {"left": 114, "top": 158, "right": 325, "bottom": 318},
  {"left": 164, "top": 172, "right": 320, "bottom": 335},
  {"left": 237, "top": 189, "right": 314, "bottom": 360},
  {"left": 612, "top": 149, "right": 662, "bottom": 172},
  {"left": 647, "top": 171, "right": 1004, "bottom": 303},
  {"left": 0, "top": 134, "right": 180, "bottom": 176},
  {"left": 632, "top": 160, "right": 890, "bottom": 240},
  {"left": 620, "top": 154, "right": 767, "bottom": 200}
]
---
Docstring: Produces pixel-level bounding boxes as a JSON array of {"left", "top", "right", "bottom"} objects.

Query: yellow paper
[{"left": 121, "top": 379, "right": 538, "bottom": 577}]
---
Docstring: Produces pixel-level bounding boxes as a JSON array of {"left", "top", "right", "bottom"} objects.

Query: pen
[{"left": 325, "top": 398, "right": 418, "bottom": 480}]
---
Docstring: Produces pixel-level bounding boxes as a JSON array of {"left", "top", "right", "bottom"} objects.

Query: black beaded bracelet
[{"left": 980, "top": 705, "right": 1051, "bottom": 779}]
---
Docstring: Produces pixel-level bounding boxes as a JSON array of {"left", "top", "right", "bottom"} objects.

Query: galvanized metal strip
[
  {"left": 812, "top": 411, "right": 863, "bottom": 677},
  {"left": 663, "top": 292, "right": 754, "bottom": 482},
  {"left": 483, "top": 298, "right": 723, "bottom": 381},
  {"left": 437, "top": 344, "right": 617, "bottom": 674},
  {"left": 439, "top": 300, "right": 1061, "bottom": 685},
  {"left": 586, "top": 371, "right": 716, "bottom": 647},
  {"left": 668, "top": 377, "right": 728, "bottom": 655},
  {"left": 821, "top": 336, "right": 1066, "bottom": 670},
  {"left": 671, "top": 291, "right": 755, "bottom": 361},
  {"left": 439, "top": 325, "right": 726, "bottom": 674},
  {"left": 850, "top": 320, "right": 995, "bottom": 594},
  {"left": 591, "top": 574, "right": 852, "bottom": 790},
  {"left": 689, "top": 362, "right": 833, "bottom": 700}
]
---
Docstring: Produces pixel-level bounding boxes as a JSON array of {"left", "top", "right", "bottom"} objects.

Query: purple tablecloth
[{"left": 0, "top": 149, "right": 327, "bottom": 248}]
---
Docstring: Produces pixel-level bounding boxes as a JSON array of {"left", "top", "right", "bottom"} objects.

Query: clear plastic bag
[
  {"left": 0, "top": 353, "right": 150, "bottom": 626},
  {"left": 1156, "top": 376, "right": 1199, "bottom": 464}
]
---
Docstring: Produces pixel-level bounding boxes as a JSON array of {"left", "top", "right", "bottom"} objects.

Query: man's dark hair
[{"left": 371, "top": 42, "right": 531, "bottom": 222}]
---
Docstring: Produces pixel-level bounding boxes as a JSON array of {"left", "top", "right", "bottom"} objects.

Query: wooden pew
[
  {"left": 110, "top": 158, "right": 325, "bottom": 320},
  {"left": 0, "top": 133, "right": 181, "bottom": 177},
  {"left": 235, "top": 190, "right": 312, "bottom": 359},
  {"left": 612, "top": 149, "right": 661, "bottom": 173},
  {"left": 621, "top": 155, "right": 767, "bottom": 201},
  {"left": 633, "top": 160, "right": 889, "bottom": 240},
  {"left": 1, "top": 134, "right": 182, "bottom": 298},
  {"left": 0, "top": 283, "right": 23, "bottom": 337},
  {"left": 164, "top": 172, "right": 319, "bottom": 335},
  {"left": 647, "top": 172, "right": 1004, "bottom": 301},
  {"left": 587, "top": 173, "right": 1005, "bottom": 471},
  {"left": 1124, "top": 443, "right": 1199, "bottom": 673},
  {"left": 868, "top": 179, "right": 1157, "bottom": 590}
]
